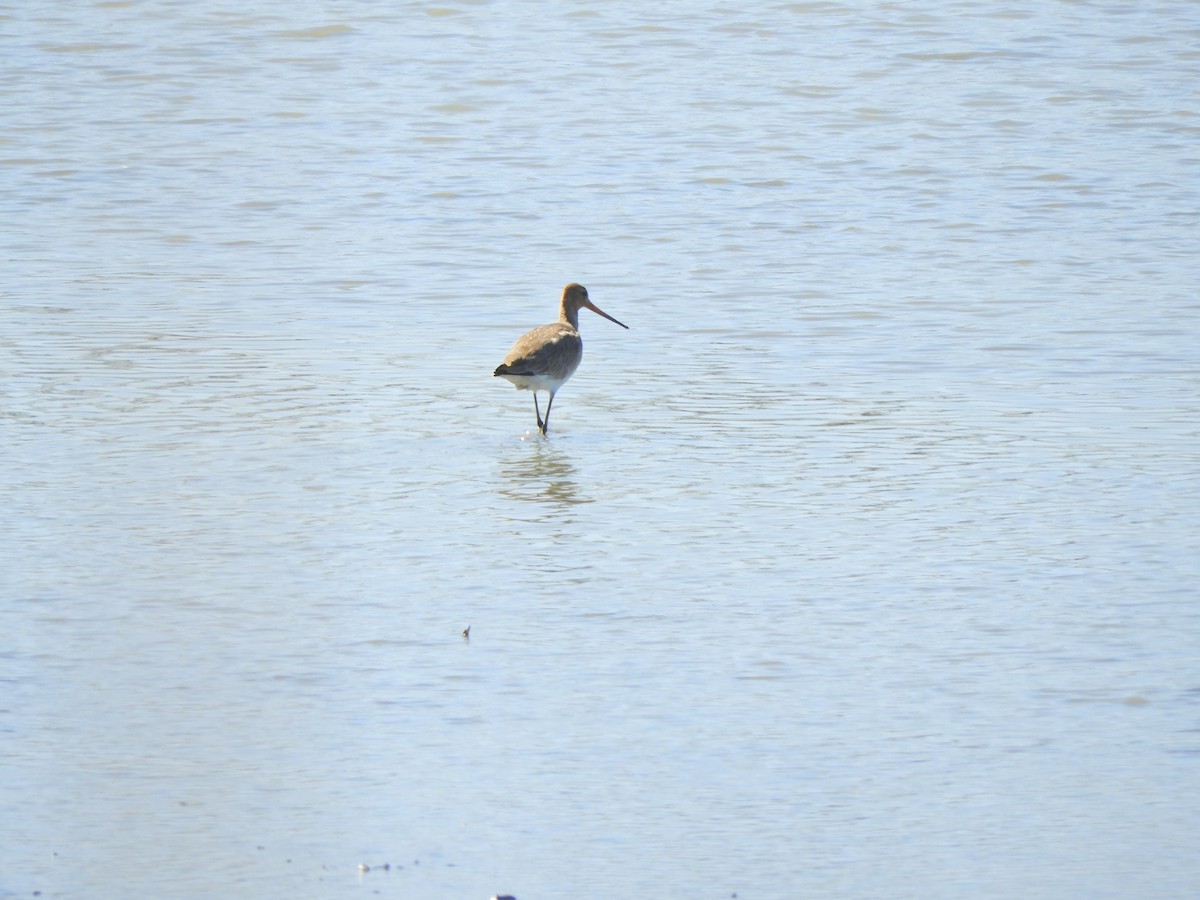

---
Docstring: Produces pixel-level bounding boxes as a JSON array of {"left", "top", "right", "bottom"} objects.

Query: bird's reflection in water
[{"left": 497, "top": 440, "right": 592, "bottom": 509}]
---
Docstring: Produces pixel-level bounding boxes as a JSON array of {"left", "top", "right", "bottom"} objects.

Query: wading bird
[{"left": 493, "top": 283, "right": 628, "bottom": 435}]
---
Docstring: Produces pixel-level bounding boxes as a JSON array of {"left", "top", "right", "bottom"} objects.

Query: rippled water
[{"left": 3, "top": 1, "right": 1199, "bottom": 898}]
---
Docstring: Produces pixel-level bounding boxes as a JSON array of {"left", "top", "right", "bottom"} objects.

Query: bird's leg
[
  {"left": 542, "top": 392, "right": 556, "bottom": 435},
  {"left": 533, "top": 393, "right": 545, "bottom": 434}
]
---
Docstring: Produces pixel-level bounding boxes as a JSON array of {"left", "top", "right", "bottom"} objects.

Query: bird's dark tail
[{"left": 494, "top": 364, "right": 533, "bottom": 377}]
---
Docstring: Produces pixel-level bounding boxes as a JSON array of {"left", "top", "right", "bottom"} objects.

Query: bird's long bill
[{"left": 583, "top": 299, "right": 630, "bottom": 329}]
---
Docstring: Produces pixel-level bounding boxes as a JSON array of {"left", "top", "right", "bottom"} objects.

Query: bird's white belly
[{"left": 497, "top": 371, "right": 568, "bottom": 394}]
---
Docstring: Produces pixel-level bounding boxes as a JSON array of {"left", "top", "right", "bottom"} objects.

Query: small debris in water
[
  {"left": 462, "top": 625, "right": 471, "bottom": 639},
  {"left": 491, "top": 895, "right": 517, "bottom": 900},
  {"left": 356, "top": 861, "right": 396, "bottom": 873}
]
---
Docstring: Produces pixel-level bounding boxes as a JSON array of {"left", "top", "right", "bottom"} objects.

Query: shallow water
[{"left": 3, "top": 1, "right": 1199, "bottom": 898}]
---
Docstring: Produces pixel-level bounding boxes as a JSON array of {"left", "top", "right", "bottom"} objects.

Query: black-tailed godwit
[{"left": 493, "top": 283, "right": 628, "bottom": 435}]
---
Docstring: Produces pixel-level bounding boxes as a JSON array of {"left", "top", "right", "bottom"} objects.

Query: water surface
[{"left": 3, "top": 1, "right": 1199, "bottom": 898}]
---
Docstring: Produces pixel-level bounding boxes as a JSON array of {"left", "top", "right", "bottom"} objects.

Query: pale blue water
[{"left": 3, "top": 2, "right": 1199, "bottom": 898}]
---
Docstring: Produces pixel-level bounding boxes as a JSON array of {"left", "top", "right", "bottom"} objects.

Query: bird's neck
[{"left": 558, "top": 306, "right": 580, "bottom": 329}]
